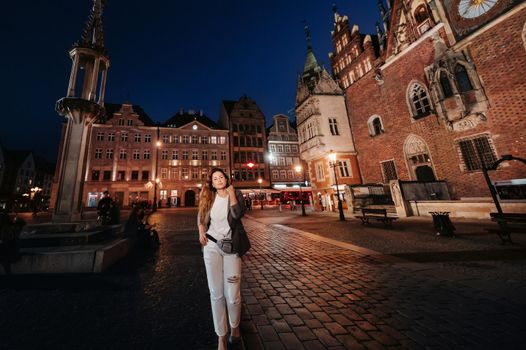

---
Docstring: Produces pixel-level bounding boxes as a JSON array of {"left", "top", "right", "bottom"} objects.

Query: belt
[{"left": 205, "top": 233, "right": 218, "bottom": 243}]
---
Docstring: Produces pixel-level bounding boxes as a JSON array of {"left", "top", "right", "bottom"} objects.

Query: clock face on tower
[{"left": 458, "top": 0, "right": 499, "bottom": 19}]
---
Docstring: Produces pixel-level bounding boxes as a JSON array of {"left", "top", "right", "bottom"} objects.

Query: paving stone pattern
[
  {"left": 240, "top": 218, "right": 526, "bottom": 349},
  {"left": 0, "top": 209, "right": 218, "bottom": 350}
]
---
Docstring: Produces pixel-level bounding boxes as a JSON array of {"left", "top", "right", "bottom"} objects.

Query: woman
[{"left": 197, "top": 168, "right": 250, "bottom": 350}]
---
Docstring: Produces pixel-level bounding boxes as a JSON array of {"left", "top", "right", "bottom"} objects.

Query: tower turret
[{"left": 52, "top": 0, "right": 110, "bottom": 222}]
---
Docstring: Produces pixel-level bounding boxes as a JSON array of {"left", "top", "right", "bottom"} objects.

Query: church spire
[
  {"left": 74, "top": 0, "right": 107, "bottom": 55},
  {"left": 302, "top": 23, "right": 321, "bottom": 75},
  {"left": 377, "top": 0, "right": 390, "bottom": 33}
]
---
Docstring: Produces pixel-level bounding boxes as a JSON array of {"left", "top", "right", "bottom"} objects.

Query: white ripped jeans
[{"left": 203, "top": 241, "right": 242, "bottom": 336}]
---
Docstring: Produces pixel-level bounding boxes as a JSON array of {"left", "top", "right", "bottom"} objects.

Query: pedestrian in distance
[
  {"left": 97, "top": 191, "right": 112, "bottom": 224},
  {"left": 197, "top": 168, "right": 251, "bottom": 350}
]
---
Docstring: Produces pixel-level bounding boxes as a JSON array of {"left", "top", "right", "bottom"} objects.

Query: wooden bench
[
  {"left": 488, "top": 213, "right": 526, "bottom": 244},
  {"left": 357, "top": 208, "right": 398, "bottom": 228}
]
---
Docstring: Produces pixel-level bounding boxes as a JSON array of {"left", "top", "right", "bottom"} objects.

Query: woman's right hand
[
  {"left": 199, "top": 233, "right": 208, "bottom": 246},
  {"left": 198, "top": 225, "right": 207, "bottom": 246}
]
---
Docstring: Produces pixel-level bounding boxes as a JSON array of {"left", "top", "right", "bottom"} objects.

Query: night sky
[{"left": 1, "top": 1, "right": 380, "bottom": 162}]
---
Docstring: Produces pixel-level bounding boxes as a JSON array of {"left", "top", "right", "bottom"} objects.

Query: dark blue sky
[{"left": 1, "top": 0, "right": 380, "bottom": 161}]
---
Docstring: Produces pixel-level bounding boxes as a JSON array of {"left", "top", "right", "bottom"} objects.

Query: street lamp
[
  {"left": 329, "top": 152, "right": 345, "bottom": 221},
  {"left": 152, "top": 137, "right": 161, "bottom": 212},
  {"left": 294, "top": 165, "right": 307, "bottom": 216},
  {"left": 258, "top": 178, "right": 263, "bottom": 209}
]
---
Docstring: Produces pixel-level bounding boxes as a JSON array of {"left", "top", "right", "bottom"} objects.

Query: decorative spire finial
[
  {"left": 303, "top": 21, "right": 312, "bottom": 49},
  {"left": 75, "top": 0, "right": 107, "bottom": 55}
]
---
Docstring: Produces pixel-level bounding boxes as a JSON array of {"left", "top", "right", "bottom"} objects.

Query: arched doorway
[
  {"left": 415, "top": 165, "right": 436, "bottom": 181},
  {"left": 184, "top": 190, "right": 196, "bottom": 207},
  {"left": 404, "top": 135, "right": 437, "bottom": 181}
]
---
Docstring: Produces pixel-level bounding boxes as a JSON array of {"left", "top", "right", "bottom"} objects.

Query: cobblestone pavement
[
  {"left": 0, "top": 209, "right": 219, "bottom": 350},
  {"left": 239, "top": 211, "right": 526, "bottom": 349}
]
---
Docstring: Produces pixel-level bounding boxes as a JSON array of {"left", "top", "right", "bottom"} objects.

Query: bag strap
[{"left": 205, "top": 233, "right": 218, "bottom": 243}]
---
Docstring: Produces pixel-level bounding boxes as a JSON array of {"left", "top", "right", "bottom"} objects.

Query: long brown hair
[{"left": 198, "top": 168, "right": 229, "bottom": 225}]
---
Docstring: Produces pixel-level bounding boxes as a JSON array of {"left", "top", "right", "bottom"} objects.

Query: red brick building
[{"left": 330, "top": 1, "right": 526, "bottom": 216}]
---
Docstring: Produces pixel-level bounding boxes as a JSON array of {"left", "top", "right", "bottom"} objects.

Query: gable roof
[
  {"left": 103, "top": 103, "right": 156, "bottom": 126},
  {"left": 163, "top": 111, "right": 224, "bottom": 130}
]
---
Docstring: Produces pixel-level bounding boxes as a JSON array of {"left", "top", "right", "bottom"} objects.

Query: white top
[{"left": 207, "top": 194, "right": 231, "bottom": 240}]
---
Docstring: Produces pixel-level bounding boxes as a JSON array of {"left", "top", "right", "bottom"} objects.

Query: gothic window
[
  {"left": 414, "top": 5, "right": 429, "bottom": 24},
  {"left": 367, "top": 115, "right": 384, "bottom": 136},
  {"left": 409, "top": 83, "right": 432, "bottom": 119},
  {"left": 329, "top": 118, "right": 340, "bottom": 136},
  {"left": 457, "top": 134, "right": 497, "bottom": 171},
  {"left": 454, "top": 64, "right": 473, "bottom": 92},
  {"left": 440, "top": 71, "right": 454, "bottom": 98}
]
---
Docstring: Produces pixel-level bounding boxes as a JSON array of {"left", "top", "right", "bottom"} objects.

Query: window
[
  {"left": 455, "top": 64, "right": 473, "bottom": 93},
  {"left": 108, "top": 132, "right": 115, "bottom": 141},
  {"left": 220, "top": 136, "right": 226, "bottom": 144},
  {"left": 233, "top": 124, "right": 238, "bottom": 132},
  {"left": 183, "top": 136, "right": 189, "bottom": 144},
  {"left": 103, "top": 171, "right": 111, "bottom": 180},
  {"left": 287, "top": 170, "right": 294, "bottom": 179},
  {"left": 280, "top": 170, "right": 287, "bottom": 179},
  {"left": 316, "top": 163, "right": 324, "bottom": 180},
  {"left": 210, "top": 136, "right": 217, "bottom": 144},
  {"left": 269, "top": 144, "right": 276, "bottom": 152},
  {"left": 410, "top": 83, "right": 432, "bottom": 119},
  {"left": 143, "top": 150, "right": 150, "bottom": 159},
  {"left": 458, "top": 134, "right": 497, "bottom": 171},
  {"left": 414, "top": 5, "right": 429, "bottom": 24},
  {"left": 201, "top": 136, "right": 208, "bottom": 144},
  {"left": 106, "top": 149, "right": 113, "bottom": 159},
  {"left": 182, "top": 151, "right": 188, "bottom": 160},
  {"left": 381, "top": 160, "right": 398, "bottom": 182},
  {"left": 277, "top": 145, "right": 284, "bottom": 152},
  {"left": 291, "top": 145, "right": 298, "bottom": 152},
  {"left": 329, "top": 118, "right": 340, "bottom": 135},
  {"left": 135, "top": 134, "right": 141, "bottom": 142},
  {"left": 95, "top": 148, "right": 102, "bottom": 159},
  {"left": 127, "top": 119, "right": 133, "bottom": 126},
  {"left": 121, "top": 132, "right": 128, "bottom": 142},
  {"left": 173, "top": 136, "right": 179, "bottom": 144},
  {"left": 131, "top": 171, "right": 139, "bottom": 180},
  {"left": 161, "top": 150, "right": 168, "bottom": 160},
  {"left": 368, "top": 116, "right": 384, "bottom": 136},
  {"left": 118, "top": 118, "right": 125, "bottom": 126},
  {"left": 211, "top": 151, "right": 218, "bottom": 160},
  {"left": 285, "top": 145, "right": 291, "bottom": 152},
  {"left": 192, "top": 151, "right": 199, "bottom": 160},
  {"left": 202, "top": 151, "right": 208, "bottom": 160},
  {"left": 440, "top": 72, "right": 453, "bottom": 98},
  {"left": 278, "top": 157, "right": 285, "bottom": 166},
  {"left": 161, "top": 168, "right": 168, "bottom": 179},
  {"left": 133, "top": 150, "right": 140, "bottom": 160},
  {"left": 97, "top": 132, "right": 104, "bottom": 141},
  {"left": 117, "top": 171, "right": 125, "bottom": 181},
  {"left": 338, "top": 160, "right": 351, "bottom": 178},
  {"left": 192, "top": 168, "right": 199, "bottom": 179},
  {"left": 142, "top": 171, "right": 149, "bottom": 180},
  {"left": 119, "top": 149, "right": 127, "bottom": 159},
  {"left": 91, "top": 170, "right": 100, "bottom": 181},
  {"left": 192, "top": 136, "right": 198, "bottom": 144},
  {"left": 272, "top": 170, "right": 279, "bottom": 180},
  {"left": 182, "top": 168, "right": 189, "bottom": 179},
  {"left": 221, "top": 151, "right": 227, "bottom": 161},
  {"left": 144, "top": 134, "right": 151, "bottom": 142},
  {"left": 162, "top": 135, "right": 169, "bottom": 143}
]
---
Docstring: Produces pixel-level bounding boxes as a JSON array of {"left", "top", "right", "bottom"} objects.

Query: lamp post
[
  {"left": 329, "top": 152, "right": 345, "bottom": 221},
  {"left": 258, "top": 178, "right": 263, "bottom": 209},
  {"left": 152, "top": 136, "right": 161, "bottom": 212},
  {"left": 294, "top": 165, "right": 307, "bottom": 216}
]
